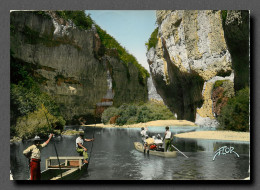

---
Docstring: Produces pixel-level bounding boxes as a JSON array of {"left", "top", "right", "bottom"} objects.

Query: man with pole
[
  {"left": 76, "top": 134, "right": 94, "bottom": 164},
  {"left": 23, "top": 134, "right": 53, "bottom": 180},
  {"left": 163, "top": 126, "right": 172, "bottom": 152}
]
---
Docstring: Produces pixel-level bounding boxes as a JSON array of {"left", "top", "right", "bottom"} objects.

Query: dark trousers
[{"left": 165, "top": 139, "right": 171, "bottom": 152}]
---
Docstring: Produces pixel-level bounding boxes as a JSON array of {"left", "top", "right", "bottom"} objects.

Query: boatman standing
[
  {"left": 76, "top": 134, "right": 94, "bottom": 164},
  {"left": 140, "top": 127, "right": 147, "bottom": 143},
  {"left": 23, "top": 134, "right": 53, "bottom": 180},
  {"left": 163, "top": 126, "right": 172, "bottom": 152}
]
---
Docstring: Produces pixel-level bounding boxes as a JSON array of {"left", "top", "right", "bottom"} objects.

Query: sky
[{"left": 85, "top": 10, "right": 157, "bottom": 72}]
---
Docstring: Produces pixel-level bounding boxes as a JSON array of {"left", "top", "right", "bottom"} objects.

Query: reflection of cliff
[
  {"left": 147, "top": 10, "right": 249, "bottom": 126},
  {"left": 10, "top": 11, "right": 148, "bottom": 122}
]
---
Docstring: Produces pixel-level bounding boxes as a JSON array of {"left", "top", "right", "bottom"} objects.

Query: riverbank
[
  {"left": 83, "top": 120, "right": 197, "bottom": 128},
  {"left": 61, "top": 130, "right": 84, "bottom": 136},
  {"left": 175, "top": 131, "right": 250, "bottom": 142}
]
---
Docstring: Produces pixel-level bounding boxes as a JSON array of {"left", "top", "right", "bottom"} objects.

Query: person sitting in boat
[
  {"left": 23, "top": 134, "right": 53, "bottom": 180},
  {"left": 76, "top": 134, "right": 94, "bottom": 164},
  {"left": 144, "top": 136, "right": 154, "bottom": 154},
  {"left": 163, "top": 126, "right": 172, "bottom": 152}
]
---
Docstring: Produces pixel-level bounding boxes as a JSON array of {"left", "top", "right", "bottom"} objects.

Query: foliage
[
  {"left": 221, "top": 10, "right": 228, "bottom": 24},
  {"left": 11, "top": 83, "right": 61, "bottom": 118},
  {"left": 55, "top": 11, "right": 94, "bottom": 30},
  {"left": 95, "top": 25, "right": 150, "bottom": 85},
  {"left": 61, "top": 130, "right": 84, "bottom": 136},
  {"left": 217, "top": 87, "right": 249, "bottom": 132},
  {"left": 34, "top": 11, "right": 52, "bottom": 19},
  {"left": 11, "top": 83, "right": 66, "bottom": 137},
  {"left": 10, "top": 56, "right": 66, "bottom": 138},
  {"left": 213, "top": 80, "right": 227, "bottom": 89},
  {"left": 54, "top": 11, "right": 149, "bottom": 84},
  {"left": 213, "top": 80, "right": 234, "bottom": 98},
  {"left": 101, "top": 101, "right": 176, "bottom": 125},
  {"left": 145, "top": 27, "right": 158, "bottom": 51},
  {"left": 101, "top": 107, "right": 120, "bottom": 124},
  {"left": 15, "top": 105, "right": 65, "bottom": 139}
]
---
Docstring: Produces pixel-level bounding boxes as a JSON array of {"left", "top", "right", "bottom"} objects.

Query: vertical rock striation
[
  {"left": 11, "top": 11, "right": 148, "bottom": 122},
  {"left": 147, "top": 10, "right": 248, "bottom": 127}
]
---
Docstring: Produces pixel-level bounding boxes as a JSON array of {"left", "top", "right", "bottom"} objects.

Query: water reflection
[{"left": 10, "top": 126, "right": 249, "bottom": 180}]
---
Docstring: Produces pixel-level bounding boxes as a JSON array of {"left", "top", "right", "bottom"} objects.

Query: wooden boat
[
  {"left": 134, "top": 142, "right": 177, "bottom": 158},
  {"left": 40, "top": 156, "right": 88, "bottom": 180}
]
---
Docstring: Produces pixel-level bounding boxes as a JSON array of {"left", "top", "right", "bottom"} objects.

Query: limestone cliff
[
  {"left": 10, "top": 11, "right": 148, "bottom": 123},
  {"left": 147, "top": 10, "right": 249, "bottom": 127}
]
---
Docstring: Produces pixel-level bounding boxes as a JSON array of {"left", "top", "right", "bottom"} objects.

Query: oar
[
  {"left": 171, "top": 144, "right": 189, "bottom": 158},
  {"left": 43, "top": 108, "right": 63, "bottom": 179}
]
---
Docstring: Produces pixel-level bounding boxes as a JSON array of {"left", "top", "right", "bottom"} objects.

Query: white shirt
[
  {"left": 76, "top": 137, "right": 84, "bottom": 148},
  {"left": 140, "top": 130, "right": 146, "bottom": 137},
  {"left": 165, "top": 130, "right": 171, "bottom": 139}
]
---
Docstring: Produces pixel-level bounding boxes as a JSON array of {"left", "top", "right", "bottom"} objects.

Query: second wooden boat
[{"left": 134, "top": 142, "right": 177, "bottom": 158}]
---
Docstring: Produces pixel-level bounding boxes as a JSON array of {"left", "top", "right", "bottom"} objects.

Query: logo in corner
[{"left": 213, "top": 146, "right": 239, "bottom": 161}]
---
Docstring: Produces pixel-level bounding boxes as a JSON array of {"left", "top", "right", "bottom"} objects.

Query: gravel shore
[
  {"left": 83, "top": 120, "right": 250, "bottom": 142},
  {"left": 175, "top": 131, "right": 250, "bottom": 142},
  {"left": 83, "top": 120, "right": 197, "bottom": 128}
]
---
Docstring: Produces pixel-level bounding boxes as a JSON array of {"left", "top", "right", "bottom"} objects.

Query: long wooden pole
[
  {"left": 171, "top": 144, "right": 189, "bottom": 158},
  {"left": 87, "top": 105, "right": 97, "bottom": 168},
  {"left": 43, "top": 109, "right": 63, "bottom": 179}
]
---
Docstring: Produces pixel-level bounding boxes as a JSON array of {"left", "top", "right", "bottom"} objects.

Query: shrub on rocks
[{"left": 217, "top": 87, "right": 249, "bottom": 132}]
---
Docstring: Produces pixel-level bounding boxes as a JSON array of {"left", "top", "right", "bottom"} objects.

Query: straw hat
[{"left": 33, "top": 135, "right": 43, "bottom": 142}]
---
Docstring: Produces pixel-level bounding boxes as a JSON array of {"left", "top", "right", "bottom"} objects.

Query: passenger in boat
[
  {"left": 23, "top": 134, "right": 53, "bottom": 180},
  {"left": 154, "top": 134, "right": 163, "bottom": 151},
  {"left": 163, "top": 126, "right": 172, "bottom": 152},
  {"left": 144, "top": 136, "right": 154, "bottom": 154},
  {"left": 76, "top": 134, "right": 94, "bottom": 164}
]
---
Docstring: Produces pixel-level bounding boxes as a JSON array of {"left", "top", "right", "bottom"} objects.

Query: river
[{"left": 10, "top": 126, "right": 250, "bottom": 180}]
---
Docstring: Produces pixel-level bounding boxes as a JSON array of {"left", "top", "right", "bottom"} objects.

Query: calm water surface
[{"left": 10, "top": 126, "right": 249, "bottom": 180}]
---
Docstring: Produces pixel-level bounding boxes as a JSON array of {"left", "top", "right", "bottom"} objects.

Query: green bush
[
  {"left": 95, "top": 25, "right": 150, "bottom": 85},
  {"left": 15, "top": 105, "right": 65, "bottom": 139},
  {"left": 101, "top": 107, "right": 120, "bottom": 124},
  {"left": 10, "top": 56, "right": 66, "bottom": 137},
  {"left": 146, "top": 27, "right": 158, "bottom": 51},
  {"left": 126, "top": 116, "right": 138, "bottom": 125},
  {"left": 101, "top": 101, "right": 176, "bottom": 125},
  {"left": 213, "top": 80, "right": 227, "bottom": 89},
  {"left": 221, "top": 10, "right": 228, "bottom": 24},
  {"left": 11, "top": 83, "right": 61, "bottom": 118},
  {"left": 56, "top": 11, "right": 94, "bottom": 30},
  {"left": 217, "top": 87, "right": 249, "bottom": 131}
]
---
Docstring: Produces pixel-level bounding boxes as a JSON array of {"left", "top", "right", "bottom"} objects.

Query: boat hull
[
  {"left": 134, "top": 142, "right": 177, "bottom": 158},
  {"left": 41, "top": 163, "right": 88, "bottom": 180}
]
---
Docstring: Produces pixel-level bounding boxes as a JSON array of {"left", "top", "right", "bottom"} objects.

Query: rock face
[
  {"left": 147, "top": 10, "right": 249, "bottom": 127},
  {"left": 223, "top": 10, "right": 249, "bottom": 91},
  {"left": 147, "top": 77, "right": 163, "bottom": 101},
  {"left": 10, "top": 11, "right": 148, "bottom": 122}
]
